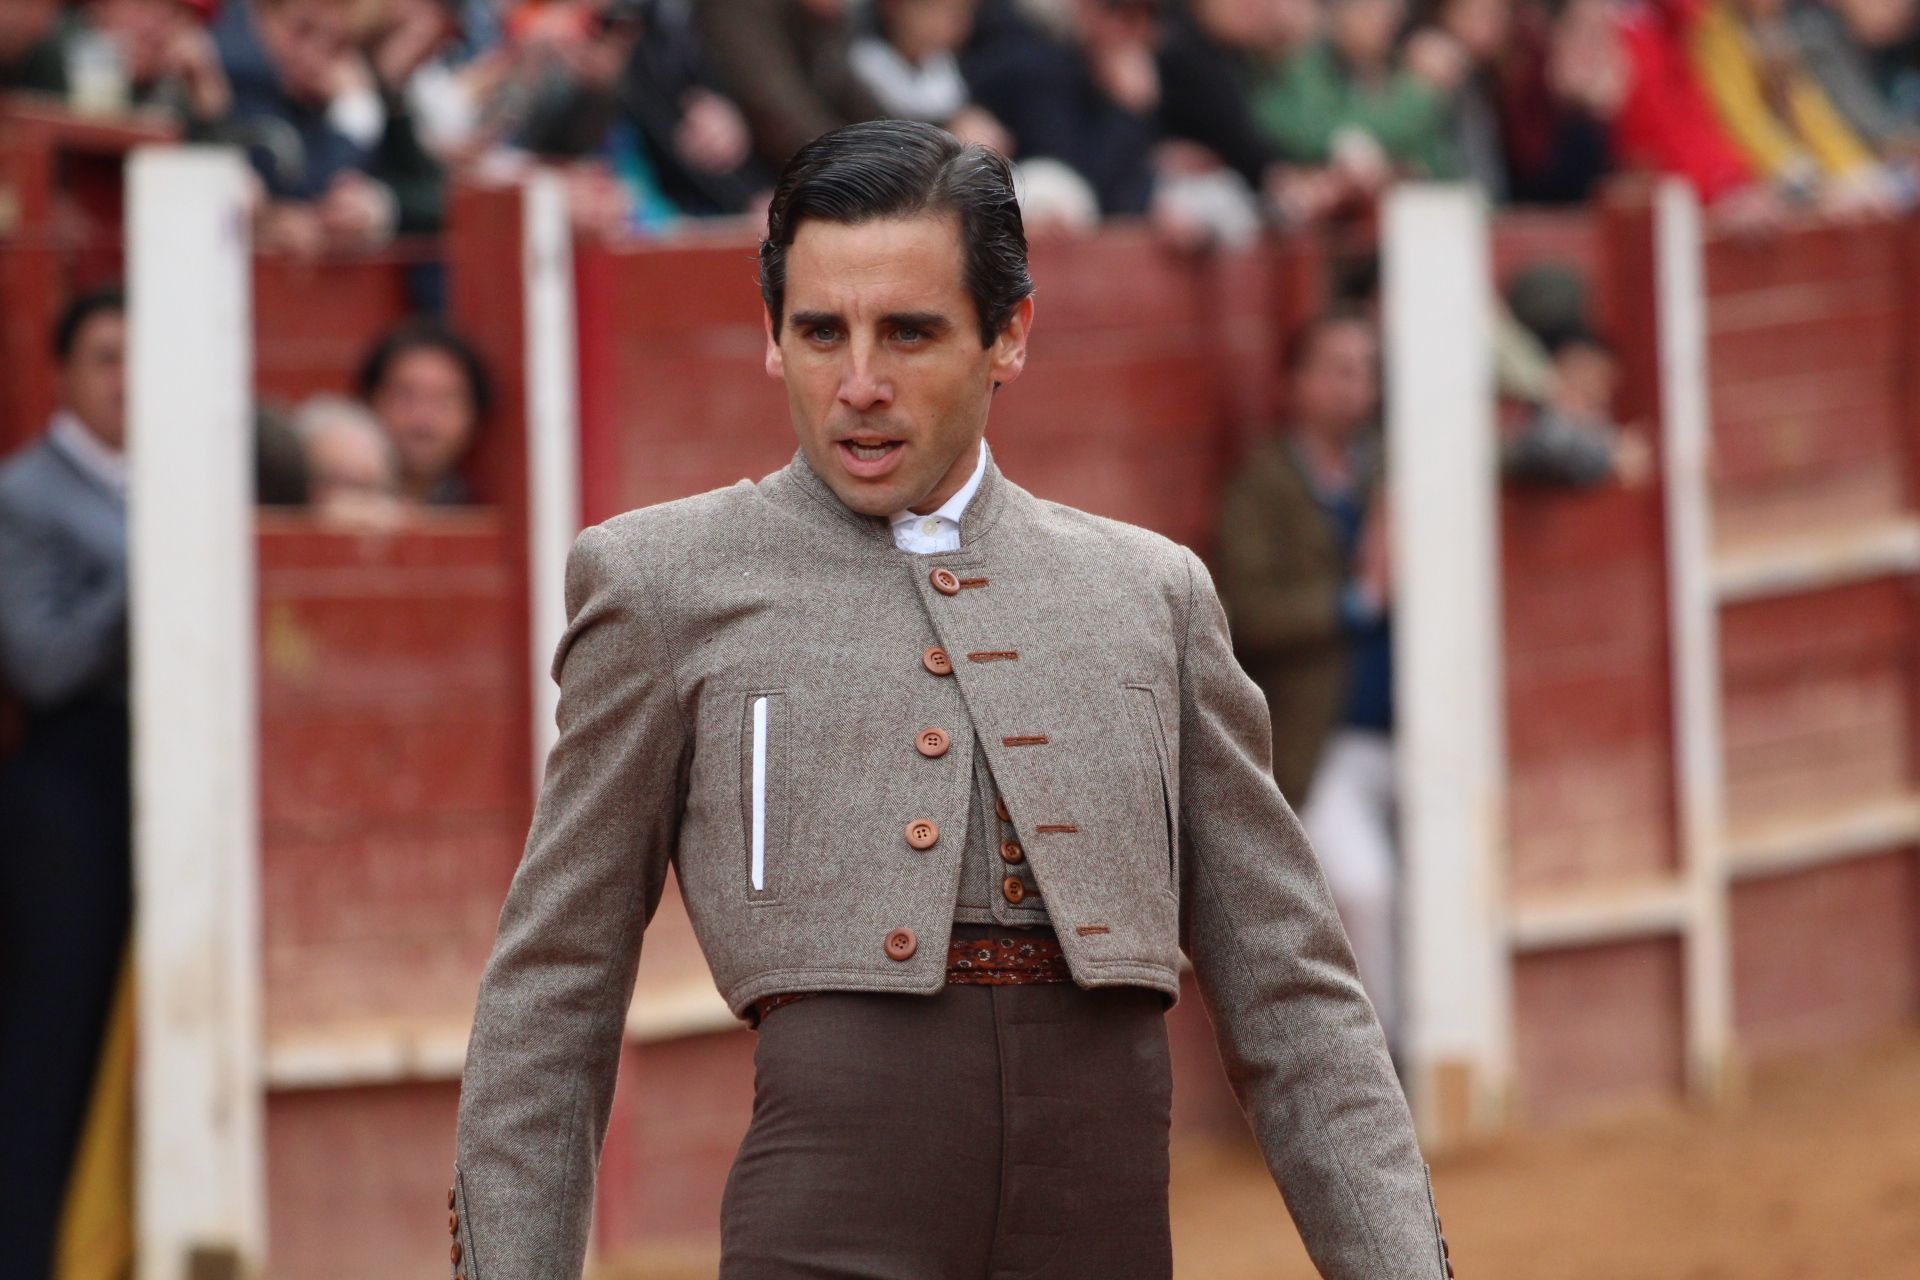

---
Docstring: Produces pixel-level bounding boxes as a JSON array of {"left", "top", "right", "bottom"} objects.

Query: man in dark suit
[{"left": 0, "top": 287, "right": 134, "bottom": 1277}]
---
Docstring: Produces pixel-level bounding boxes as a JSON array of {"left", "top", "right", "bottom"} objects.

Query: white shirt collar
[
  {"left": 48, "top": 409, "right": 127, "bottom": 498},
  {"left": 888, "top": 438, "right": 988, "bottom": 554}
]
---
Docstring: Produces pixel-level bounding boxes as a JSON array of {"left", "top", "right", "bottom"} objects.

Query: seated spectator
[
  {"left": 1252, "top": 0, "right": 1464, "bottom": 186},
  {"left": 356, "top": 319, "right": 491, "bottom": 505},
  {"left": 1611, "top": 0, "right": 1791, "bottom": 229},
  {"left": 214, "top": 0, "right": 441, "bottom": 254},
  {"left": 1497, "top": 0, "right": 1622, "bottom": 204},
  {"left": 851, "top": 0, "right": 1012, "bottom": 152},
  {"left": 696, "top": 0, "right": 886, "bottom": 170},
  {"left": 0, "top": 288, "right": 133, "bottom": 1278},
  {"left": 1418, "top": 0, "right": 1517, "bottom": 197},
  {"left": 961, "top": 0, "right": 1165, "bottom": 219},
  {"left": 1788, "top": 0, "right": 1920, "bottom": 158},
  {"left": 1157, "top": 0, "right": 1351, "bottom": 226},
  {"left": 293, "top": 393, "right": 409, "bottom": 531},
  {"left": 516, "top": 0, "right": 774, "bottom": 226},
  {"left": 76, "top": 0, "right": 232, "bottom": 129},
  {"left": 0, "top": 0, "right": 67, "bottom": 96},
  {"left": 1692, "top": 0, "right": 1902, "bottom": 212}
]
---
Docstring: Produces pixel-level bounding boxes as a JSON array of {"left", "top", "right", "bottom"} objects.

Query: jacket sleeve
[
  {"left": 451, "top": 523, "right": 690, "bottom": 1279},
  {"left": 0, "top": 501, "right": 128, "bottom": 709},
  {"left": 1173, "top": 545, "right": 1448, "bottom": 1278}
]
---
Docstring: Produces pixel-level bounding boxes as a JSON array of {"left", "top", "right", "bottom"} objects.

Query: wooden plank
[
  {"left": 1730, "top": 850, "right": 1920, "bottom": 1060},
  {"left": 1512, "top": 937, "right": 1688, "bottom": 1123}
]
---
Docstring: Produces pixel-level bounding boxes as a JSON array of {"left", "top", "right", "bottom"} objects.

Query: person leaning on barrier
[
  {"left": 0, "top": 286, "right": 135, "bottom": 1280},
  {"left": 449, "top": 119, "right": 1457, "bottom": 1280}
]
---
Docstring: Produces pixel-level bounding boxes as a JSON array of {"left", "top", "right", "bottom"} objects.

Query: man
[
  {"left": 0, "top": 288, "right": 133, "bottom": 1278},
  {"left": 1214, "top": 311, "right": 1403, "bottom": 1057},
  {"left": 452, "top": 121, "right": 1454, "bottom": 1279}
]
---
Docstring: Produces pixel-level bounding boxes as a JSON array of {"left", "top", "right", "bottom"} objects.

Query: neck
[{"left": 906, "top": 437, "right": 983, "bottom": 516}]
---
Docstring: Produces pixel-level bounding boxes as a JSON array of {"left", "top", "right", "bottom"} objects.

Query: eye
[
  {"left": 804, "top": 324, "right": 840, "bottom": 344},
  {"left": 895, "top": 326, "right": 927, "bottom": 344}
]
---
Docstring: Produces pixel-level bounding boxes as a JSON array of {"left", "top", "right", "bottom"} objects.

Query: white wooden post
[
  {"left": 1383, "top": 185, "right": 1511, "bottom": 1147},
  {"left": 524, "top": 170, "right": 582, "bottom": 779},
  {"left": 127, "top": 148, "right": 265, "bottom": 1277},
  {"left": 1653, "top": 179, "right": 1735, "bottom": 1100}
]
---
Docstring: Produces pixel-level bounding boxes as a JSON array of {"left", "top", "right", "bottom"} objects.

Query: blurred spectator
[
  {"left": 696, "top": 0, "right": 886, "bottom": 170},
  {"left": 293, "top": 393, "right": 410, "bottom": 530},
  {"left": 214, "top": 0, "right": 443, "bottom": 254},
  {"left": 1503, "top": 328, "right": 1655, "bottom": 486},
  {"left": 1692, "top": 0, "right": 1901, "bottom": 213},
  {"left": 853, "top": 0, "right": 1014, "bottom": 151},
  {"left": 256, "top": 401, "right": 312, "bottom": 505},
  {"left": 1611, "top": 0, "right": 1791, "bottom": 227},
  {"left": 76, "top": 0, "right": 233, "bottom": 128},
  {"left": 0, "top": 0, "right": 68, "bottom": 96},
  {"left": 0, "top": 288, "right": 132, "bottom": 1278},
  {"left": 1497, "top": 0, "right": 1622, "bottom": 203},
  {"left": 1253, "top": 0, "right": 1463, "bottom": 186},
  {"left": 517, "top": 0, "right": 772, "bottom": 225},
  {"left": 1421, "top": 0, "right": 1516, "bottom": 197},
  {"left": 1790, "top": 0, "right": 1920, "bottom": 155},
  {"left": 1157, "top": 0, "right": 1351, "bottom": 225},
  {"left": 356, "top": 319, "right": 491, "bottom": 505},
  {"left": 961, "top": 0, "right": 1165, "bottom": 219},
  {"left": 1213, "top": 311, "right": 1404, "bottom": 1058}
]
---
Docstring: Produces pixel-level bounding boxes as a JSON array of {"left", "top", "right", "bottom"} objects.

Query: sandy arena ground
[{"left": 596, "top": 1031, "right": 1920, "bottom": 1280}]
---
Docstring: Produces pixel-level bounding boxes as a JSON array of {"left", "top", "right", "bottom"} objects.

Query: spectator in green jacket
[{"left": 1252, "top": 0, "right": 1467, "bottom": 184}]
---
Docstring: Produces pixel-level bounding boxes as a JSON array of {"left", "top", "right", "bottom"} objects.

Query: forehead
[{"left": 783, "top": 213, "right": 968, "bottom": 316}]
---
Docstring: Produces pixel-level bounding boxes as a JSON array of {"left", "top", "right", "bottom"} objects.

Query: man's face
[
  {"left": 765, "top": 213, "right": 1032, "bottom": 518},
  {"left": 1292, "top": 320, "right": 1378, "bottom": 437},
  {"left": 369, "top": 347, "right": 478, "bottom": 488},
  {"left": 62, "top": 310, "right": 128, "bottom": 451}
]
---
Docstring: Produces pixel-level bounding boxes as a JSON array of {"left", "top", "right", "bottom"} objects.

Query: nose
[{"left": 836, "top": 340, "right": 892, "bottom": 413}]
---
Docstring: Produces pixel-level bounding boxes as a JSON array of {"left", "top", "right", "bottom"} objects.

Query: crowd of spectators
[{"left": 7, "top": 0, "right": 1920, "bottom": 251}]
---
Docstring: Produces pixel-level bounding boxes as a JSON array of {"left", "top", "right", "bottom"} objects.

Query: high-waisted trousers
[{"left": 718, "top": 927, "right": 1175, "bottom": 1279}]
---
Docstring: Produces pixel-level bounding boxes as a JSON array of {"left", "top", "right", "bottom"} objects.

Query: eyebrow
[{"left": 787, "top": 310, "right": 955, "bottom": 333}]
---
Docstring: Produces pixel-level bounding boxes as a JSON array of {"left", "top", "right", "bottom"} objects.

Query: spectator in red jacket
[{"left": 1611, "top": 0, "right": 1786, "bottom": 221}]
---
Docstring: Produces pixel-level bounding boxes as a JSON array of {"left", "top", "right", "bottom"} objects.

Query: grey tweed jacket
[{"left": 451, "top": 448, "right": 1449, "bottom": 1278}]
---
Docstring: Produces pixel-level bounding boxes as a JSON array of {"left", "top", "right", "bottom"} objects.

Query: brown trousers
[{"left": 719, "top": 929, "right": 1175, "bottom": 1279}]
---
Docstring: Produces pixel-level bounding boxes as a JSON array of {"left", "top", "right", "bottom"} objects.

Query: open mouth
[{"left": 835, "top": 438, "right": 906, "bottom": 476}]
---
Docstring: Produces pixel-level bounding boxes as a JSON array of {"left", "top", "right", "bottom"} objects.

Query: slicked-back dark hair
[{"left": 759, "top": 120, "right": 1034, "bottom": 348}]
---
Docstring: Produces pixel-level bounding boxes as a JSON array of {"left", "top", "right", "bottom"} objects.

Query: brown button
[
  {"left": 922, "top": 646, "right": 953, "bottom": 676},
  {"left": 451, "top": 1241, "right": 462, "bottom": 1264},
  {"left": 449, "top": 1212, "right": 458, "bottom": 1235},
  {"left": 447, "top": 1187, "right": 455, "bottom": 1211},
  {"left": 885, "top": 928, "right": 918, "bottom": 960},
  {"left": 1002, "top": 876, "right": 1027, "bottom": 905},
  {"left": 905, "top": 819, "right": 939, "bottom": 850},
  {"left": 994, "top": 796, "right": 1010, "bottom": 822},
  {"left": 915, "top": 726, "right": 951, "bottom": 758},
  {"left": 1000, "top": 839, "right": 1025, "bottom": 865},
  {"left": 931, "top": 568, "right": 961, "bottom": 595}
]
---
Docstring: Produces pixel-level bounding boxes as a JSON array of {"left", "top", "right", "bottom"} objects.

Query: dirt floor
[{"left": 596, "top": 1031, "right": 1920, "bottom": 1280}]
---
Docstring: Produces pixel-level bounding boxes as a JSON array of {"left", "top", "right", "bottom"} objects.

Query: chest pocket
[
  {"left": 740, "top": 690, "right": 790, "bottom": 902},
  {"left": 1122, "top": 682, "right": 1179, "bottom": 894}
]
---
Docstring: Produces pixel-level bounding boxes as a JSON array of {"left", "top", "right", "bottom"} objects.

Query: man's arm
[
  {"left": 452, "top": 523, "right": 689, "bottom": 1279},
  {"left": 0, "top": 504, "right": 128, "bottom": 709},
  {"left": 1173, "top": 544, "right": 1449, "bottom": 1278}
]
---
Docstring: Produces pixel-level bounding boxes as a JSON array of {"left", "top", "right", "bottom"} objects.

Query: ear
[
  {"left": 763, "top": 307, "right": 784, "bottom": 380},
  {"left": 988, "top": 295, "right": 1035, "bottom": 390}
]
